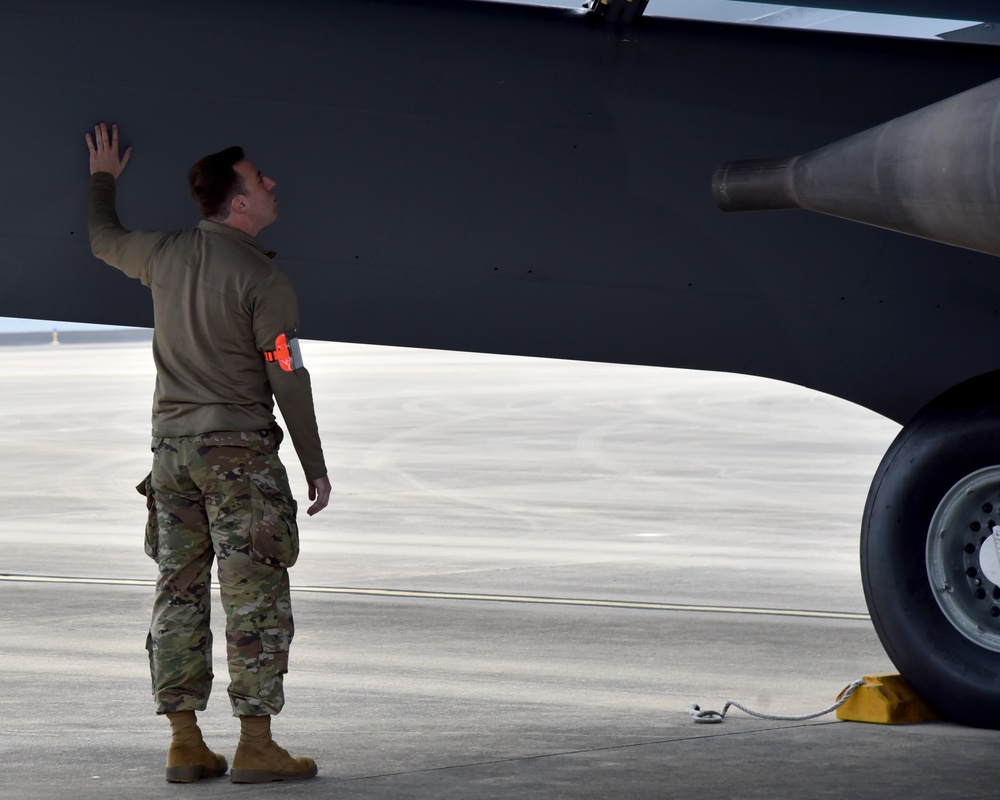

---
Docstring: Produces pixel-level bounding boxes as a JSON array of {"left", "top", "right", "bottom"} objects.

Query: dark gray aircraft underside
[
  {"left": 8, "top": 0, "right": 1000, "bottom": 728},
  {"left": 4, "top": 0, "right": 1000, "bottom": 424}
]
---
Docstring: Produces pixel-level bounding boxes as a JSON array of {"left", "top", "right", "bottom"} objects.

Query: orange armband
[{"left": 263, "top": 332, "right": 304, "bottom": 372}]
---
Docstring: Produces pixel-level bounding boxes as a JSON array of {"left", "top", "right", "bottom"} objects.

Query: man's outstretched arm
[{"left": 85, "top": 121, "right": 162, "bottom": 282}]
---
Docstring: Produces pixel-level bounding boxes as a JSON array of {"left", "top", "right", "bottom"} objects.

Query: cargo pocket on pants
[
  {"left": 136, "top": 472, "right": 158, "bottom": 560},
  {"left": 248, "top": 474, "right": 299, "bottom": 568}
]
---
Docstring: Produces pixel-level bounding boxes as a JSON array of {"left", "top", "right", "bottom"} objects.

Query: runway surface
[{"left": 3, "top": 335, "right": 998, "bottom": 798}]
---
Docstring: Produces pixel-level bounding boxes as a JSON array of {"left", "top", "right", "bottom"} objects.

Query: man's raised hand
[{"left": 86, "top": 122, "right": 132, "bottom": 178}]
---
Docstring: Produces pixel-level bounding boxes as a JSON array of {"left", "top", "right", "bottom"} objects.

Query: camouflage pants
[{"left": 142, "top": 429, "right": 299, "bottom": 717}]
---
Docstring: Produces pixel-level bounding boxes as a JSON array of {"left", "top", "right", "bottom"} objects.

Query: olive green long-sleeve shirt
[{"left": 89, "top": 172, "right": 326, "bottom": 480}]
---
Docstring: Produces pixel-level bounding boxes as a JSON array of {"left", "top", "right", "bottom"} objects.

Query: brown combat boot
[
  {"left": 230, "top": 715, "right": 318, "bottom": 783},
  {"left": 164, "top": 710, "right": 228, "bottom": 782}
]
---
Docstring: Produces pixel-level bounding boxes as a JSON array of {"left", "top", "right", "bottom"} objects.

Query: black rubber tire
[{"left": 862, "top": 370, "right": 1000, "bottom": 728}]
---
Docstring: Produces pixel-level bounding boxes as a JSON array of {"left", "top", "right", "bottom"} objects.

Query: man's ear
[{"left": 230, "top": 194, "right": 247, "bottom": 215}]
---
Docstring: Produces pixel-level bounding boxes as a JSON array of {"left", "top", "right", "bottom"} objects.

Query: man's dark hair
[{"left": 188, "top": 146, "right": 246, "bottom": 220}]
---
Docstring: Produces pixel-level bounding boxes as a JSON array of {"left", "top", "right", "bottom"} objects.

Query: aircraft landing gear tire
[{"left": 862, "top": 371, "right": 1000, "bottom": 728}]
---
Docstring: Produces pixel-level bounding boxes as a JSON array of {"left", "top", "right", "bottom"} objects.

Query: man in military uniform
[{"left": 86, "top": 122, "right": 332, "bottom": 783}]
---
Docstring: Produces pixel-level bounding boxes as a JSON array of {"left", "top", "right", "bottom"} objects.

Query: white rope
[{"left": 688, "top": 678, "right": 866, "bottom": 724}]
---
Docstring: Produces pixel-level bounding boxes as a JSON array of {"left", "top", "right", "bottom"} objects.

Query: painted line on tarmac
[
  {"left": 294, "top": 586, "right": 871, "bottom": 620},
  {"left": 0, "top": 572, "right": 870, "bottom": 621}
]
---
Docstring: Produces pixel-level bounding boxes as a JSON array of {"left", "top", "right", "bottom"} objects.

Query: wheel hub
[
  {"left": 980, "top": 528, "right": 1000, "bottom": 586},
  {"left": 927, "top": 466, "right": 1000, "bottom": 652}
]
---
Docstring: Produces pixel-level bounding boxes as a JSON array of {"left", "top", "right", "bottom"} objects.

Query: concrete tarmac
[{"left": 3, "top": 335, "right": 998, "bottom": 799}]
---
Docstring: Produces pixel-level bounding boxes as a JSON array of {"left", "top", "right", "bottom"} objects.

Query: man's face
[{"left": 233, "top": 160, "right": 278, "bottom": 231}]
